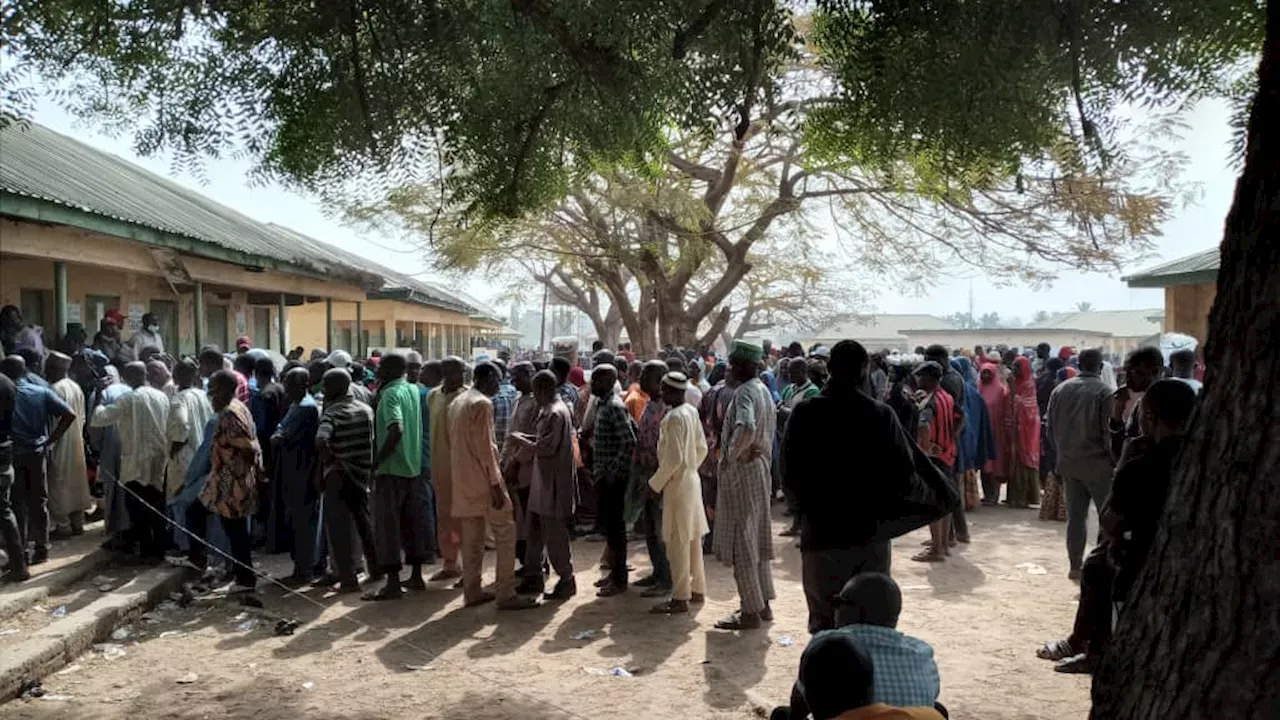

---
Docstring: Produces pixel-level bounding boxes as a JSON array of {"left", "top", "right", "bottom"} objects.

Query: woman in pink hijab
[
  {"left": 978, "top": 362, "right": 1012, "bottom": 506},
  {"left": 1007, "top": 356, "right": 1042, "bottom": 508}
]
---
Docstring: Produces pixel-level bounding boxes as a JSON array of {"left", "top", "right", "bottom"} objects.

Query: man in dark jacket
[{"left": 783, "top": 341, "right": 959, "bottom": 633}]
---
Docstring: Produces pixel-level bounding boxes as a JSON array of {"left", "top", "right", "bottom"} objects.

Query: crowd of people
[{"left": 0, "top": 302, "right": 1205, "bottom": 717}]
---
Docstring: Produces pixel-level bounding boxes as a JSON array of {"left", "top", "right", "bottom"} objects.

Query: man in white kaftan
[
  {"left": 647, "top": 372, "right": 709, "bottom": 614},
  {"left": 46, "top": 353, "right": 92, "bottom": 535},
  {"left": 91, "top": 362, "right": 170, "bottom": 557}
]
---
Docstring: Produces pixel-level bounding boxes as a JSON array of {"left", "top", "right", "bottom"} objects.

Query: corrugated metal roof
[
  {"left": 263, "top": 225, "right": 475, "bottom": 314},
  {"left": 1026, "top": 309, "right": 1164, "bottom": 337},
  {"left": 0, "top": 121, "right": 480, "bottom": 315},
  {"left": 0, "top": 121, "right": 381, "bottom": 285},
  {"left": 1124, "top": 248, "right": 1219, "bottom": 287}
]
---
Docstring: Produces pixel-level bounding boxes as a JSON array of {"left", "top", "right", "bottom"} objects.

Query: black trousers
[
  {"left": 12, "top": 451, "right": 48, "bottom": 554},
  {"left": 186, "top": 503, "right": 256, "bottom": 588},
  {"left": 801, "top": 542, "right": 892, "bottom": 633},
  {"left": 599, "top": 479, "right": 629, "bottom": 588},
  {"left": 125, "top": 482, "right": 168, "bottom": 557},
  {"left": 1070, "top": 545, "right": 1115, "bottom": 657},
  {"left": 323, "top": 469, "right": 379, "bottom": 584}
]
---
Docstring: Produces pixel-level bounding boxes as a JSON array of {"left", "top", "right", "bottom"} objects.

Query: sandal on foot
[
  {"left": 1054, "top": 654, "right": 1098, "bottom": 674},
  {"left": 1036, "top": 638, "right": 1078, "bottom": 661},
  {"left": 911, "top": 550, "right": 946, "bottom": 563},
  {"left": 714, "top": 611, "right": 762, "bottom": 630},
  {"left": 690, "top": 592, "right": 706, "bottom": 604},
  {"left": 361, "top": 584, "right": 405, "bottom": 601},
  {"left": 464, "top": 591, "right": 496, "bottom": 608},
  {"left": 428, "top": 567, "right": 461, "bottom": 582},
  {"left": 404, "top": 576, "right": 427, "bottom": 591}
]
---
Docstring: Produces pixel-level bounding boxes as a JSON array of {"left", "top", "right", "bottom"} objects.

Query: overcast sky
[{"left": 26, "top": 96, "right": 1236, "bottom": 321}]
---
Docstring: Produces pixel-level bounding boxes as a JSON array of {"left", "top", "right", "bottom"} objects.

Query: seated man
[
  {"left": 786, "top": 573, "right": 941, "bottom": 717},
  {"left": 772, "top": 632, "right": 944, "bottom": 720},
  {"left": 1036, "top": 379, "right": 1197, "bottom": 673}
]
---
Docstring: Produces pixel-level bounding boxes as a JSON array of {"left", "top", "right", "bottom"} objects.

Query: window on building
[
  {"left": 150, "top": 299, "right": 179, "bottom": 352},
  {"left": 205, "top": 304, "right": 229, "bottom": 352},
  {"left": 84, "top": 294, "right": 121, "bottom": 333},
  {"left": 18, "top": 289, "right": 48, "bottom": 329},
  {"left": 252, "top": 307, "right": 271, "bottom": 350},
  {"left": 335, "top": 321, "right": 354, "bottom": 354}
]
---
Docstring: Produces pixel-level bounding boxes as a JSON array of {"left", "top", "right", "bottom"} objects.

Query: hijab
[{"left": 1012, "top": 356, "right": 1040, "bottom": 468}]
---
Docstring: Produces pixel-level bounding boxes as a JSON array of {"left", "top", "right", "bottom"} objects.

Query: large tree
[{"left": 1091, "top": 3, "right": 1279, "bottom": 717}]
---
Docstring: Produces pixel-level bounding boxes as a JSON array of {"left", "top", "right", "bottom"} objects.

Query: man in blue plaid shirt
[
  {"left": 492, "top": 360, "right": 518, "bottom": 452},
  {"left": 787, "top": 572, "right": 941, "bottom": 715}
]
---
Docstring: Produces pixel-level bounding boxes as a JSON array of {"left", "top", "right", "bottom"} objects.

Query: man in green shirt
[{"left": 364, "top": 352, "right": 426, "bottom": 601}]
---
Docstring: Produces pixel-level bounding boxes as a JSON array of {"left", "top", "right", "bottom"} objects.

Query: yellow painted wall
[
  {"left": 1164, "top": 283, "right": 1214, "bottom": 343},
  {"left": 287, "top": 299, "right": 497, "bottom": 357}
]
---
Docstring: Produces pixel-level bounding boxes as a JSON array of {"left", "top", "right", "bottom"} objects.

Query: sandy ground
[{"left": 0, "top": 506, "right": 1093, "bottom": 719}]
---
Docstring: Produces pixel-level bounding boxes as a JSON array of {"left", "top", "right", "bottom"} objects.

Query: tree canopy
[{"left": 2, "top": 0, "right": 1264, "bottom": 220}]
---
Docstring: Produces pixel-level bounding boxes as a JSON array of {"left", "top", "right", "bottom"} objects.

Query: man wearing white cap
[{"left": 646, "top": 372, "right": 709, "bottom": 614}]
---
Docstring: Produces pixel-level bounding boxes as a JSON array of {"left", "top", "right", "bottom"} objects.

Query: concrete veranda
[{"left": 0, "top": 506, "right": 1093, "bottom": 719}]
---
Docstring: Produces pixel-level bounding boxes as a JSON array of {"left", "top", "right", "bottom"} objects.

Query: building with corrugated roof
[
  {"left": 1124, "top": 248, "right": 1219, "bottom": 343},
  {"left": 0, "top": 121, "right": 496, "bottom": 357}
]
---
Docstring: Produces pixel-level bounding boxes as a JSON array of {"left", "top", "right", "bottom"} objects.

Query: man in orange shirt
[
  {"left": 623, "top": 361, "right": 648, "bottom": 422},
  {"left": 771, "top": 632, "right": 944, "bottom": 720}
]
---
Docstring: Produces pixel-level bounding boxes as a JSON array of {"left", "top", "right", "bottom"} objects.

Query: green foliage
[
  {"left": 4, "top": 1, "right": 1261, "bottom": 220},
  {"left": 807, "top": 0, "right": 1263, "bottom": 180}
]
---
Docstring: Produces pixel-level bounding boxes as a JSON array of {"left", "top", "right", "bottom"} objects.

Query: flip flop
[
  {"left": 910, "top": 550, "right": 946, "bottom": 563},
  {"left": 1036, "top": 639, "right": 1078, "bottom": 661},
  {"left": 361, "top": 585, "right": 405, "bottom": 602},
  {"left": 1054, "top": 654, "right": 1098, "bottom": 674}
]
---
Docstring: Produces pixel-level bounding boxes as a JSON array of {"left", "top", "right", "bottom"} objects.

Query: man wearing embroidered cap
[
  {"left": 713, "top": 340, "right": 778, "bottom": 630},
  {"left": 646, "top": 371, "right": 710, "bottom": 614}
]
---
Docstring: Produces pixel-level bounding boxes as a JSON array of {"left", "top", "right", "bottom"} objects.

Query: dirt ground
[{"left": 1, "top": 506, "right": 1092, "bottom": 720}]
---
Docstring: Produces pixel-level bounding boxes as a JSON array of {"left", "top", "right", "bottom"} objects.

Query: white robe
[
  {"left": 166, "top": 387, "right": 214, "bottom": 499},
  {"left": 92, "top": 385, "right": 170, "bottom": 491},
  {"left": 48, "top": 378, "right": 91, "bottom": 520},
  {"left": 648, "top": 402, "right": 710, "bottom": 546}
]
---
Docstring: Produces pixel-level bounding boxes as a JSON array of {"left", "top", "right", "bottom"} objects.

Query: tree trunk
[
  {"left": 599, "top": 302, "right": 623, "bottom": 349},
  {"left": 1090, "top": 6, "right": 1280, "bottom": 718}
]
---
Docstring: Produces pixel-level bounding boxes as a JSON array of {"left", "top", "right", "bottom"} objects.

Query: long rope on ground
[{"left": 108, "top": 473, "right": 592, "bottom": 720}]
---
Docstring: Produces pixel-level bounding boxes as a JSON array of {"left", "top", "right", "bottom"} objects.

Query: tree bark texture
[{"left": 1091, "top": 5, "right": 1280, "bottom": 718}]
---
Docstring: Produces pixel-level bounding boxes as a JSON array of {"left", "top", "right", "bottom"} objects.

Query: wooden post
[
  {"left": 193, "top": 281, "right": 205, "bottom": 351},
  {"left": 355, "top": 300, "right": 363, "bottom": 358},
  {"left": 325, "top": 298, "right": 334, "bottom": 352},
  {"left": 53, "top": 261, "right": 67, "bottom": 345},
  {"left": 278, "top": 293, "right": 287, "bottom": 354}
]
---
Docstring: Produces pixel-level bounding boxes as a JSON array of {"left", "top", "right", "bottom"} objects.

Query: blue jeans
[{"left": 419, "top": 470, "right": 439, "bottom": 560}]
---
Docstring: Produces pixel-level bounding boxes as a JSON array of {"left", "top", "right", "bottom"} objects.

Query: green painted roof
[
  {"left": 0, "top": 121, "right": 481, "bottom": 315},
  {"left": 1124, "top": 248, "right": 1220, "bottom": 288}
]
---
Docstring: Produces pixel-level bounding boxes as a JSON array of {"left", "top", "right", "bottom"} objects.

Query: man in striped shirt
[{"left": 317, "top": 368, "right": 380, "bottom": 592}]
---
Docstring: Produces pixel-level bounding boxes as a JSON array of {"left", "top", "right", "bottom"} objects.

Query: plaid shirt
[
  {"left": 493, "top": 379, "right": 518, "bottom": 451},
  {"left": 822, "top": 625, "right": 940, "bottom": 707},
  {"left": 592, "top": 395, "right": 637, "bottom": 485},
  {"left": 635, "top": 398, "right": 667, "bottom": 471}
]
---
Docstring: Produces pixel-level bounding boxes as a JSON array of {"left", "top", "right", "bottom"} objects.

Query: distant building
[
  {"left": 901, "top": 309, "right": 1164, "bottom": 358},
  {"left": 801, "top": 314, "right": 955, "bottom": 352},
  {"left": 1124, "top": 248, "right": 1218, "bottom": 344}
]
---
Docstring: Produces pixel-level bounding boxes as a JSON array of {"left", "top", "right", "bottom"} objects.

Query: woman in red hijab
[
  {"left": 978, "top": 362, "right": 1012, "bottom": 506},
  {"left": 1008, "top": 356, "right": 1042, "bottom": 508}
]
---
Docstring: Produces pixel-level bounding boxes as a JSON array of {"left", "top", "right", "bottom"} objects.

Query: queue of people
[{"left": 1, "top": 303, "right": 1204, "bottom": 712}]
